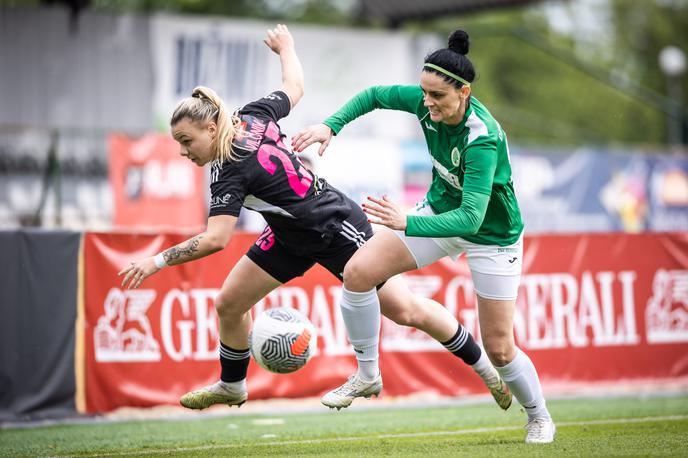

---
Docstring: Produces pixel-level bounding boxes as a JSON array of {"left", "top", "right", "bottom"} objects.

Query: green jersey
[{"left": 324, "top": 85, "right": 523, "bottom": 246}]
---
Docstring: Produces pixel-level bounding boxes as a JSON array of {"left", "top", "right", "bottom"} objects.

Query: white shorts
[{"left": 393, "top": 200, "right": 523, "bottom": 301}]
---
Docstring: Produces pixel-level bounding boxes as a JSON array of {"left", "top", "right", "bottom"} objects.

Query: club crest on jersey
[{"left": 451, "top": 147, "right": 461, "bottom": 167}]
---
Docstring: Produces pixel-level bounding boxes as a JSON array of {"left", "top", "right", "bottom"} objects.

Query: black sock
[
  {"left": 219, "top": 341, "right": 250, "bottom": 383},
  {"left": 441, "top": 325, "right": 481, "bottom": 365}
]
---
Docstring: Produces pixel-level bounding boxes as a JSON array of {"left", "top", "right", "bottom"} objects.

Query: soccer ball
[{"left": 249, "top": 307, "right": 317, "bottom": 374}]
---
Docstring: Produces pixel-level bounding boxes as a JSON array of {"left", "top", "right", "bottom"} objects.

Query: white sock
[
  {"left": 495, "top": 348, "right": 551, "bottom": 421},
  {"left": 358, "top": 360, "right": 379, "bottom": 381},
  {"left": 219, "top": 379, "right": 246, "bottom": 392},
  {"left": 471, "top": 349, "right": 500, "bottom": 386},
  {"left": 340, "top": 286, "right": 380, "bottom": 381}
]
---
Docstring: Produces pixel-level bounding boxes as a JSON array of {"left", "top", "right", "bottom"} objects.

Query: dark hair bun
[{"left": 448, "top": 29, "right": 470, "bottom": 55}]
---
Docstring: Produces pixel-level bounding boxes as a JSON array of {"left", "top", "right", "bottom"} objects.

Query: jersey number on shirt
[
  {"left": 255, "top": 226, "right": 275, "bottom": 251},
  {"left": 257, "top": 144, "right": 313, "bottom": 198}
]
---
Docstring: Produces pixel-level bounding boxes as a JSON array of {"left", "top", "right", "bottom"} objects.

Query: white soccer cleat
[
  {"left": 525, "top": 417, "right": 556, "bottom": 444},
  {"left": 179, "top": 380, "right": 247, "bottom": 410},
  {"left": 321, "top": 373, "right": 383, "bottom": 410}
]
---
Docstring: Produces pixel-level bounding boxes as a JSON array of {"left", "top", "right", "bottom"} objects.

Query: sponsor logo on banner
[
  {"left": 94, "top": 288, "right": 161, "bottom": 362},
  {"left": 94, "top": 266, "right": 688, "bottom": 367},
  {"left": 388, "top": 271, "right": 645, "bottom": 352},
  {"left": 95, "top": 270, "right": 665, "bottom": 362},
  {"left": 517, "top": 270, "right": 640, "bottom": 349},
  {"left": 95, "top": 288, "right": 221, "bottom": 363},
  {"left": 93, "top": 285, "right": 356, "bottom": 363},
  {"left": 645, "top": 269, "right": 688, "bottom": 344},
  {"left": 83, "top": 232, "right": 688, "bottom": 413}
]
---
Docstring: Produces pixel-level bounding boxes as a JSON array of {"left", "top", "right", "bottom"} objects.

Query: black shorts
[{"left": 246, "top": 204, "right": 373, "bottom": 284}]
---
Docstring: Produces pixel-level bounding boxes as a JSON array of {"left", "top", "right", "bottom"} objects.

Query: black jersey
[{"left": 208, "top": 90, "right": 353, "bottom": 255}]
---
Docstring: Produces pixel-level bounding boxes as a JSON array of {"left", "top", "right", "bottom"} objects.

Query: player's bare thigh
[
  {"left": 343, "top": 229, "right": 417, "bottom": 291},
  {"left": 216, "top": 255, "right": 282, "bottom": 316}
]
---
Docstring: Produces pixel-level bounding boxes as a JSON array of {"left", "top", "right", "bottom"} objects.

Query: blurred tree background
[
  {"left": 9, "top": 0, "right": 688, "bottom": 147},
  {"left": 412, "top": 0, "right": 688, "bottom": 147}
]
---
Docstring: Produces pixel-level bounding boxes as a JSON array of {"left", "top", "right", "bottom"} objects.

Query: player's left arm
[
  {"left": 365, "top": 141, "right": 497, "bottom": 236},
  {"left": 404, "top": 141, "right": 497, "bottom": 237},
  {"left": 264, "top": 24, "right": 304, "bottom": 109},
  {"left": 363, "top": 191, "right": 489, "bottom": 236},
  {"left": 118, "top": 215, "right": 237, "bottom": 289},
  {"left": 404, "top": 191, "right": 489, "bottom": 237}
]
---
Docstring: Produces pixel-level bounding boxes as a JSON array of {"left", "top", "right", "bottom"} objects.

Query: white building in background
[{"left": 0, "top": 9, "right": 434, "bottom": 229}]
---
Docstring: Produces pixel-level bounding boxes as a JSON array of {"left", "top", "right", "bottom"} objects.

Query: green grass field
[{"left": 1, "top": 395, "right": 687, "bottom": 457}]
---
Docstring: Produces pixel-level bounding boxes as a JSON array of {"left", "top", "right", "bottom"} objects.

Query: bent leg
[
  {"left": 215, "top": 256, "right": 281, "bottom": 348},
  {"left": 478, "top": 295, "right": 551, "bottom": 421},
  {"left": 321, "top": 229, "right": 417, "bottom": 408},
  {"left": 378, "top": 275, "right": 457, "bottom": 342},
  {"left": 340, "top": 230, "right": 417, "bottom": 381},
  {"left": 378, "top": 275, "right": 511, "bottom": 410},
  {"left": 180, "top": 256, "right": 281, "bottom": 410},
  {"left": 215, "top": 255, "right": 282, "bottom": 348},
  {"left": 215, "top": 255, "right": 281, "bottom": 384}
]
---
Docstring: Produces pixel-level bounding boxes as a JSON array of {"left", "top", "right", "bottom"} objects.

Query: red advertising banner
[
  {"left": 108, "top": 134, "right": 206, "bottom": 229},
  {"left": 81, "top": 231, "right": 688, "bottom": 413}
]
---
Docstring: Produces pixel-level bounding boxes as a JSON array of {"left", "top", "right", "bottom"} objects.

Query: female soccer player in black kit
[{"left": 119, "top": 24, "right": 511, "bottom": 412}]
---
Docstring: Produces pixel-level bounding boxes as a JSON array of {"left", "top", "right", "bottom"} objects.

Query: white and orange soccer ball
[{"left": 249, "top": 307, "right": 317, "bottom": 374}]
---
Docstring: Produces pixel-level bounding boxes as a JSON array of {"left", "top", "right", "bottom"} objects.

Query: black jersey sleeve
[
  {"left": 239, "top": 90, "right": 291, "bottom": 122},
  {"left": 208, "top": 160, "right": 249, "bottom": 217}
]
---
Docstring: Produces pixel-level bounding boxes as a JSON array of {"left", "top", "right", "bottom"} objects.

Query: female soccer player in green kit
[{"left": 293, "top": 28, "right": 555, "bottom": 444}]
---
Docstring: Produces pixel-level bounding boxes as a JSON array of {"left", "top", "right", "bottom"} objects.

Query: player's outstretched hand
[
  {"left": 264, "top": 24, "right": 294, "bottom": 55},
  {"left": 118, "top": 257, "right": 159, "bottom": 290},
  {"left": 362, "top": 195, "right": 407, "bottom": 231},
  {"left": 291, "top": 123, "right": 333, "bottom": 156}
]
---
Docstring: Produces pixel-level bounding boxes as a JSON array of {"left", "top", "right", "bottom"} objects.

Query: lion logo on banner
[
  {"left": 645, "top": 269, "right": 688, "bottom": 344},
  {"left": 94, "top": 288, "right": 161, "bottom": 362}
]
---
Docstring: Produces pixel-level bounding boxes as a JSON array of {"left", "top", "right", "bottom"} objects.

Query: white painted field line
[{"left": 46, "top": 414, "right": 688, "bottom": 458}]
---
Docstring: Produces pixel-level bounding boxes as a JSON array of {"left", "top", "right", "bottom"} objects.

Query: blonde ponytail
[{"left": 170, "top": 86, "right": 243, "bottom": 163}]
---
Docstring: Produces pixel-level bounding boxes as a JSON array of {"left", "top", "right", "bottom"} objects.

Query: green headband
[{"left": 423, "top": 63, "right": 471, "bottom": 87}]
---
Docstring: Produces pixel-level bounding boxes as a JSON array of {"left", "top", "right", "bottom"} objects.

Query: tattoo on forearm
[{"left": 163, "top": 235, "right": 203, "bottom": 264}]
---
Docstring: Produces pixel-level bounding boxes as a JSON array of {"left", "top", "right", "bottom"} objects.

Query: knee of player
[
  {"left": 213, "top": 292, "right": 241, "bottom": 318},
  {"left": 342, "top": 261, "right": 376, "bottom": 291},
  {"left": 482, "top": 339, "right": 515, "bottom": 367}
]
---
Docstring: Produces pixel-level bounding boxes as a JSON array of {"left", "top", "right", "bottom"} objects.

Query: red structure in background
[
  {"left": 108, "top": 134, "right": 206, "bottom": 230},
  {"left": 80, "top": 231, "right": 688, "bottom": 413}
]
